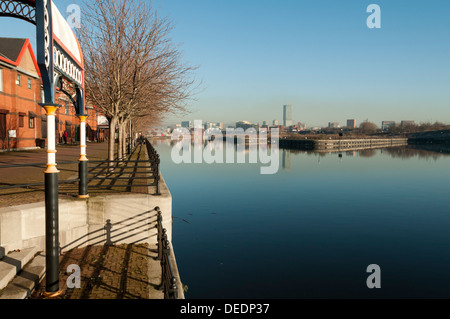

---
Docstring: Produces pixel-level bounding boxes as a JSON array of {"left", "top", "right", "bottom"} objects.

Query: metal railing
[
  {"left": 156, "top": 206, "right": 178, "bottom": 299},
  {"left": 144, "top": 138, "right": 161, "bottom": 195}
]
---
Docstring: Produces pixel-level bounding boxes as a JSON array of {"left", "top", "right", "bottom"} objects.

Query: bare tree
[
  {"left": 359, "top": 121, "right": 378, "bottom": 134},
  {"left": 79, "top": 0, "right": 196, "bottom": 166}
]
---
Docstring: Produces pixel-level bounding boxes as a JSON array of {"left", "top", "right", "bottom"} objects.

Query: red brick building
[
  {"left": 0, "top": 38, "right": 101, "bottom": 151},
  {"left": 0, "top": 38, "right": 43, "bottom": 150}
]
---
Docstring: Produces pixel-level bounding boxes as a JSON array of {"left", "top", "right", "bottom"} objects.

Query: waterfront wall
[
  {"left": 0, "top": 174, "right": 172, "bottom": 253},
  {"left": 408, "top": 129, "right": 450, "bottom": 145},
  {"left": 280, "top": 138, "right": 408, "bottom": 152}
]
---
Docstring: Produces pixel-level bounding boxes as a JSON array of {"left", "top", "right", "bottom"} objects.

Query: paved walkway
[
  {"left": 31, "top": 243, "right": 163, "bottom": 299},
  {"left": 0, "top": 142, "right": 110, "bottom": 207},
  {"left": 0, "top": 142, "right": 158, "bottom": 207}
]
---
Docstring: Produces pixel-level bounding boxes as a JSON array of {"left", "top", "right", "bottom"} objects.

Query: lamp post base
[
  {"left": 78, "top": 160, "right": 89, "bottom": 198},
  {"left": 44, "top": 172, "right": 60, "bottom": 294},
  {"left": 42, "top": 290, "right": 64, "bottom": 299}
]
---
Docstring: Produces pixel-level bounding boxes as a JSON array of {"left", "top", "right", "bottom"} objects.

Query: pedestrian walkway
[
  {"left": 0, "top": 142, "right": 159, "bottom": 208},
  {"left": 0, "top": 143, "right": 110, "bottom": 208},
  {"left": 30, "top": 243, "right": 164, "bottom": 299}
]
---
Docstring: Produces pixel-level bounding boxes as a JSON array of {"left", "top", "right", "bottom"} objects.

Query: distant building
[
  {"left": 273, "top": 120, "right": 278, "bottom": 126},
  {"left": 204, "top": 121, "right": 214, "bottom": 130},
  {"left": 346, "top": 119, "right": 356, "bottom": 128},
  {"left": 181, "top": 121, "right": 192, "bottom": 129},
  {"left": 382, "top": 121, "right": 396, "bottom": 130},
  {"left": 216, "top": 122, "right": 223, "bottom": 129},
  {"left": 328, "top": 122, "right": 340, "bottom": 129},
  {"left": 283, "top": 104, "right": 293, "bottom": 127}
]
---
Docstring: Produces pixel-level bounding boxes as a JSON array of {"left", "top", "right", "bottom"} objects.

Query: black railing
[
  {"left": 156, "top": 206, "right": 178, "bottom": 299},
  {"left": 144, "top": 138, "right": 161, "bottom": 195}
]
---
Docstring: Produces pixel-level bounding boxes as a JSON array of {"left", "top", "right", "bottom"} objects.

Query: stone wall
[{"left": 0, "top": 175, "right": 172, "bottom": 254}]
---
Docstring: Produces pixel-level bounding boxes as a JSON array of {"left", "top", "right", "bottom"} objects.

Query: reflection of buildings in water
[
  {"left": 277, "top": 145, "right": 450, "bottom": 167},
  {"left": 346, "top": 151, "right": 356, "bottom": 157},
  {"left": 282, "top": 150, "right": 291, "bottom": 170}
]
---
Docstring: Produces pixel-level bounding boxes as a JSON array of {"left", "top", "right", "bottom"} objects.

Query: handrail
[
  {"left": 156, "top": 207, "right": 178, "bottom": 299},
  {"left": 144, "top": 138, "right": 161, "bottom": 195}
]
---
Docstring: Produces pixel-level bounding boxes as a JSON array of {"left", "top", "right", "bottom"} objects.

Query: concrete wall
[{"left": 0, "top": 174, "right": 172, "bottom": 254}]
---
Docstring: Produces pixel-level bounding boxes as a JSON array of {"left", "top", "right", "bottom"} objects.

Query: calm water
[{"left": 154, "top": 140, "right": 450, "bottom": 299}]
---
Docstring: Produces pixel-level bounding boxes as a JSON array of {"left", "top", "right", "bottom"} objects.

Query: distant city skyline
[{"left": 170, "top": 114, "right": 421, "bottom": 130}]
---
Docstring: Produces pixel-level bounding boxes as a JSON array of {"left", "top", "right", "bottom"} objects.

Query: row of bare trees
[
  {"left": 79, "top": 0, "right": 197, "bottom": 166},
  {"left": 357, "top": 121, "right": 450, "bottom": 135}
]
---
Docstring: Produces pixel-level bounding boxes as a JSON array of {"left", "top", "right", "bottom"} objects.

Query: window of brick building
[
  {"left": 17, "top": 74, "right": 21, "bottom": 86},
  {"left": 0, "top": 110, "right": 9, "bottom": 138},
  {"left": 0, "top": 68, "right": 3, "bottom": 92},
  {"left": 28, "top": 78, "right": 32, "bottom": 89},
  {"left": 28, "top": 112, "right": 36, "bottom": 129},
  {"left": 19, "top": 113, "right": 26, "bottom": 128},
  {"left": 0, "top": 114, "right": 6, "bottom": 139}
]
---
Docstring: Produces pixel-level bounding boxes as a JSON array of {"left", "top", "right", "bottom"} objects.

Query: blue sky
[{"left": 1, "top": 0, "right": 449, "bottom": 127}]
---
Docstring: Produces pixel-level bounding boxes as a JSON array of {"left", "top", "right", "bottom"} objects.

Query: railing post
[
  {"left": 155, "top": 154, "right": 161, "bottom": 196},
  {"left": 169, "top": 275, "right": 178, "bottom": 299}
]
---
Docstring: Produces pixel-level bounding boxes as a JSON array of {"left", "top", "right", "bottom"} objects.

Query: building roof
[
  {"left": 0, "top": 38, "right": 40, "bottom": 76},
  {"left": 0, "top": 38, "right": 27, "bottom": 63}
]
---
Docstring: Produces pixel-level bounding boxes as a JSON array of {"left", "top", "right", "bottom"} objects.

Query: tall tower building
[{"left": 283, "top": 104, "right": 293, "bottom": 127}]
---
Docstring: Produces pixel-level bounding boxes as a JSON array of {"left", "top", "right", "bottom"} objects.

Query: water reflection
[
  {"left": 281, "top": 145, "right": 450, "bottom": 161},
  {"left": 282, "top": 150, "right": 291, "bottom": 171},
  {"left": 152, "top": 138, "right": 450, "bottom": 299},
  {"left": 154, "top": 137, "right": 450, "bottom": 172}
]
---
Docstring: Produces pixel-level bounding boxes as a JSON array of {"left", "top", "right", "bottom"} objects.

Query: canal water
[{"left": 154, "top": 140, "right": 450, "bottom": 299}]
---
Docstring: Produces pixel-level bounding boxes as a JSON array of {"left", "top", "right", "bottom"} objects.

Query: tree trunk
[
  {"left": 122, "top": 121, "right": 128, "bottom": 158},
  {"left": 108, "top": 117, "right": 117, "bottom": 171},
  {"left": 118, "top": 119, "right": 124, "bottom": 162}
]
